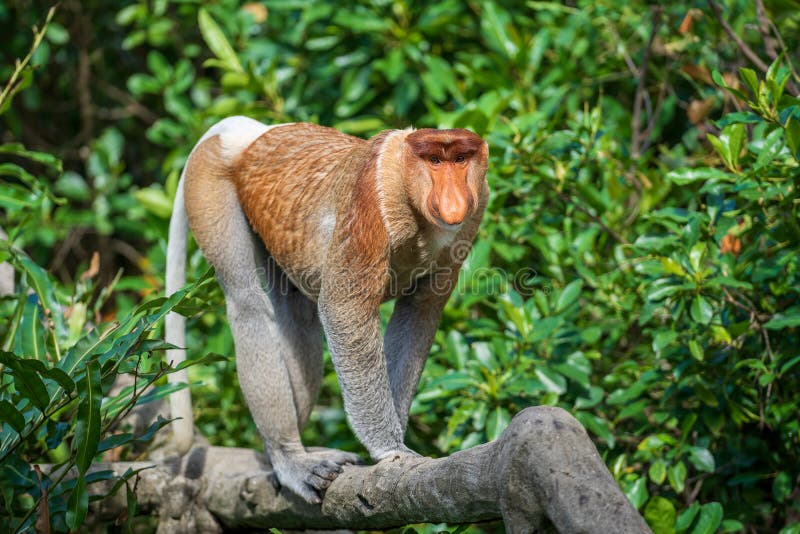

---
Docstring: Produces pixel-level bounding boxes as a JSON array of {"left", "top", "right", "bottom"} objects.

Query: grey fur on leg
[
  {"left": 385, "top": 278, "right": 455, "bottom": 432},
  {"left": 318, "top": 290, "right": 414, "bottom": 462},
  {"left": 198, "top": 182, "right": 357, "bottom": 504}
]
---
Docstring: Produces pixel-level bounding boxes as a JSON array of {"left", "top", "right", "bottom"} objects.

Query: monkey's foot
[{"left": 271, "top": 450, "right": 356, "bottom": 504}]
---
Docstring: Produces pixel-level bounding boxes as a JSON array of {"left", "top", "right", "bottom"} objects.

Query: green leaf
[
  {"left": 689, "top": 242, "right": 706, "bottom": 273},
  {"left": 649, "top": 460, "right": 667, "bottom": 484},
  {"left": 333, "top": 117, "right": 385, "bottom": 135},
  {"left": 688, "top": 339, "right": 704, "bottom": 361},
  {"left": 12, "top": 251, "right": 67, "bottom": 342},
  {"left": 97, "top": 432, "right": 134, "bottom": 453},
  {"left": 715, "top": 111, "right": 761, "bottom": 128},
  {"left": 74, "top": 359, "right": 102, "bottom": 473},
  {"left": 706, "top": 133, "right": 731, "bottom": 170},
  {"left": 17, "top": 294, "right": 46, "bottom": 360},
  {"left": 575, "top": 411, "right": 614, "bottom": 446},
  {"left": 751, "top": 127, "right": 785, "bottom": 169},
  {"left": 676, "top": 502, "right": 700, "bottom": 533},
  {"left": 481, "top": 1, "right": 518, "bottom": 58},
  {"left": 660, "top": 257, "right": 687, "bottom": 277},
  {"left": 726, "top": 123, "right": 746, "bottom": 169},
  {"left": 712, "top": 69, "right": 748, "bottom": 102},
  {"left": 721, "top": 520, "right": 744, "bottom": 532},
  {"left": 534, "top": 368, "right": 567, "bottom": 394},
  {"left": 786, "top": 118, "right": 800, "bottom": 161},
  {"left": 55, "top": 171, "right": 91, "bottom": 201},
  {"left": 0, "top": 143, "right": 62, "bottom": 171},
  {"left": 486, "top": 406, "right": 510, "bottom": 441},
  {"left": 668, "top": 461, "right": 687, "bottom": 493},
  {"left": 134, "top": 187, "right": 173, "bottom": 219},
  {"left": 608, "top": 380, "right": 647, "bottom": 405},
  {"left": 555, "top": 279, "right": 582, "bottom": 312},
  {"left": 687, "top": 446, "right": 715, "bottom": 473},
  {"left": 690, "top": 502, "right": 723, "bottom": 534},
  {"left": 738, "top": 67, "right": 759, "bottom": 96},
  {"left": 574, "top": 385, "right": 604, "bottom": 409},
  {"left": 665, "top": 167, "right": 732, "bottom": 185},
  {"left": 0, "top": 352, "right": 49, "bottom": 412},
  {"left": 764, "top": 306, "right": 800, "bottom": 329},
  {"left": 198, "top": 9, "right": 243, "bottom": 73},
  {"left": 690, "top": 296, "right": 713, "bottom": 325},
  {"left": 644, "top": 496, "right": 677, "bottom": 534},
  {"left": 652, "top": 330, "right": 678, "bottom": 353},
  {"left": 66, "top": 475, "right": 88, "bottom": 529},
  {"left": 773, "top": 471, "right": 792, "bottom": 502},
  {"left": 625, "top": 477, "right": 649, "bottom": 510},
  {"left": 0, "top": 399, "right": 26, "bottom": 433},
  {"left": 41, "top": 366, "right": 75, "bottom": 392},
  {"left": 45, "top": 22, "right": 69, "bottom": 44}
]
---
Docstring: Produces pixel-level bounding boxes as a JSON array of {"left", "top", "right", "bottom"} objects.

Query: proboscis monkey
[{"left": 165, "top": 117, "right": 488, "bottom": 503}]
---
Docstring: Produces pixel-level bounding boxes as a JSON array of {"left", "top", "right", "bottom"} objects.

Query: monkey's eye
[
  {"left": 429, "top": 156, "right": 441, "bottom": 165},
  {"left": 455, "top": 154, "right": 466, "bottom": 163}
]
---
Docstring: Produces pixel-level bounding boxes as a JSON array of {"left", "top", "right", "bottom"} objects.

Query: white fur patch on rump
[{"left": 197, "top": 116, "right": 289, "bottom": 164}]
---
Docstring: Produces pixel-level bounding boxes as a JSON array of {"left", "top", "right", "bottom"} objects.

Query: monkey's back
[{"left": 231, "top": 123, "right": 367, "bottom": 297}]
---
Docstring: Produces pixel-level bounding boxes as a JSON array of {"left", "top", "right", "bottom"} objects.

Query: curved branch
[{"left": 81, "top": 407, "right": 651, "bottom": 533}]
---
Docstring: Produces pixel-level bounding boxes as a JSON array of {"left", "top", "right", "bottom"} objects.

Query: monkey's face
[{"left": 404, "top": 128, "right": 488, "bottom": 230}]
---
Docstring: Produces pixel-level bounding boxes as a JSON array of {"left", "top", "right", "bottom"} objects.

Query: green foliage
[{"left": 2, "top": 0, "right": 800, "bottom": 532}]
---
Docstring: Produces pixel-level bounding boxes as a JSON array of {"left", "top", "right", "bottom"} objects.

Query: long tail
[
  {"left": 0, "top": 228, "right": 13, "bottom": 296},
  {"left": 165, "top": 175, "right": 194, "bottom": 455}
]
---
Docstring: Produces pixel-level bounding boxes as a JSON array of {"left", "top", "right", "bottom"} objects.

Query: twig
[
  {"left": 754, "top": 0, "right": 778, "bottom": 59},
  {"left": 96, "top": 80, "right": 159, "bottom": 124},
  {"left": 0, "top": 7, "right": 57, "bottom": 109},
  {"left": 557, "top": 191, "right": 630, "bottom": 245},
  {"left": 631, "top": 6, "right": 663, "bottom": 160},
  {"left": 721, "top": 288, "right": 775, "bottom": 427},
  {"left": 639, "top": 79, "right": 668, "bottom": 157},
  {"left": 766, "top": 19, "right": 800, "bottom": 88},
  {"left": 707, "top": 0, "right": 769, "bottom": 73},
  {"left": 75, "top": 5, "right": 94, "bottom": 146}
]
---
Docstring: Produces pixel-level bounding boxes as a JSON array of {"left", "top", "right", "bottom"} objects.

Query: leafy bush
[{"left": 1, "top": 1, "right": 799, "bottom": 532}]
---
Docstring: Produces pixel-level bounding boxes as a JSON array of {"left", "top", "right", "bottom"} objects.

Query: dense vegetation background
[{"left": 1, "top": 1, "right": 799, "bottom": 532}]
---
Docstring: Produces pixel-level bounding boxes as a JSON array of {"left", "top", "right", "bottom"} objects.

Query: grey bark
[{"left": 83, "top": 406, "right": 651, "bottom": 533}]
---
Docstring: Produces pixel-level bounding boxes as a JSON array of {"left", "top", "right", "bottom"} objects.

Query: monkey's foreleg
[
  {"left": 226, "top": 286, "right": 358, "bottom": 504},
  {"left": 318, "top": 295, "right": 416, "bottom": 461}
]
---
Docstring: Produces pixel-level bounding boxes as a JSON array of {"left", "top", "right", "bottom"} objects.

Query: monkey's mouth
[{"left": 433, "top": 219, "right": 463, "bottom": 231}]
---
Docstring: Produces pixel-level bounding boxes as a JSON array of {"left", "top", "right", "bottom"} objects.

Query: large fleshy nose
[
  {"left": 428, "top": 168, "right": 472, "bottom": 226},
  {"left": 430, "top": 188, "right": 470, "bottom": 225}
]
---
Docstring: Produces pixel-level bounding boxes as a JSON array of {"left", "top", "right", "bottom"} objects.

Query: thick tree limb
[{"left": 82, "top": 407, "right": 651, "bottom": 533}]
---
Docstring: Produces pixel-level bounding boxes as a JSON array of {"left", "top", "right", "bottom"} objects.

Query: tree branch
[
  {"left": 707, "top": 1, "right": 799, "bottom": 97},
  {"left": 707, "top": 0, "right": 769, "bottom": 73},
  {"left": 74, "top": 407, "right": 651, "bottom": 533}
]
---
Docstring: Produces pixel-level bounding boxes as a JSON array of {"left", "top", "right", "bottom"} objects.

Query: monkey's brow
[{"left": 410, "top": 142, "right": 479, "bottom": 160}]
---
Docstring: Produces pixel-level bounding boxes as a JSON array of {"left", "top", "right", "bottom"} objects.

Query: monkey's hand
[{"left": 270, "top": 449, "right": 362, "bottom": 504}]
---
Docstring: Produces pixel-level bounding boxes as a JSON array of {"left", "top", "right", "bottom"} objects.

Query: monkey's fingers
[
  {"left": 311, "top": 460, "right": 343, "bottom": 480},
  {"left": 300, "top": 459, "right": 345, "bottom": 501}
]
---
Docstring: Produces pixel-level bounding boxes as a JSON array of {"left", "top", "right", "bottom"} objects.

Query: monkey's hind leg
[
  {"left": 183, "top": 135, "right": 357, "bottom": 504},
  {"left": 225, "top": 257, "right": 361, "bottom": 503}
]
